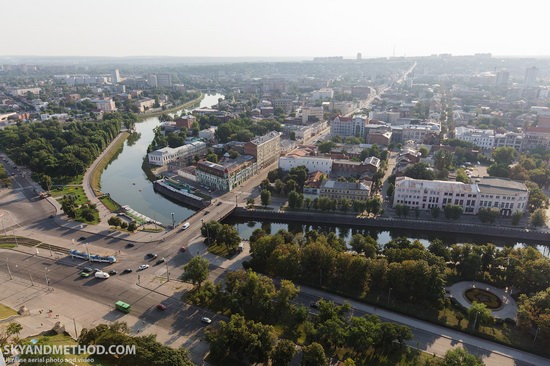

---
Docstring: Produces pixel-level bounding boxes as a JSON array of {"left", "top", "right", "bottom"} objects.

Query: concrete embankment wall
[{"left": 230, "top": 208, "right": 550, "bottom": 243}]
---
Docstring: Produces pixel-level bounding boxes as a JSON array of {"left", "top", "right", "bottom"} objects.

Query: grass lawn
[
  {"left": 75, "top": 209, "right": 99, "bottom": 225},
  {"left": 99, "top": 195, "right": 122, "bottom": 212},
  {"left": 0, "top": 243, "right": 16, "bottom": 249},
  {"left": 23, "top": 333, "right": 100, "bottom": 366},
  {"left": 51, "top": 185, "right": 88, "bottom": 205},
  {"left": 207, "top": 244, "right": 232, "bottom": 258},
  {"left": 0, "top": 303, "right": 17, "bottom": 319}
]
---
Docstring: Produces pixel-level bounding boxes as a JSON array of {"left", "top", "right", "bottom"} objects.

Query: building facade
[
  {"left": 330, "top": 115, "right": 366, "bottom": 138},
  {"left": 393, "top": 176, "right": 529, "bottom": 216},
  {"left": 455, "top": 127, "right": 495, "bottom": 149},
  {"left": 279, "top": 155, "right": 333, "bottom": 174},
  {"left": 196, "top": 156, "right": 257, "bottom": 191},
  {"left": 320, "top": 180, "right": 371, "bottom": 201},
  {"left": 147, "top": 141, "right": 207, "bottom": 166},
  {"left": 244, "top": 131, "right": 281, "bottom": 169}
]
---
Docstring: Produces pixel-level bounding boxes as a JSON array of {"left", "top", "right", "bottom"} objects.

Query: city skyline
[{"left": 3, "top": 0, "right": 550, "bottom": 59}]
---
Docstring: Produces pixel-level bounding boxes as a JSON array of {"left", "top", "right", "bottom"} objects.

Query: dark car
[
  {"left": 157, "top": 304, "right": 167, "bottom": 310},
  {"left": 78, "top": 237, "right": 86, "bottom": 241},
  {"left": 216, "top": 201, "right": 222, "bottom": 206},
  {"left": 126, "top": 243, "right": 135, "bottom": 248},
  {"left": 82, "top": 267, "right": 93, "bottom": 273},
  {"left": 309, "top": 301, "right": 320, "bottom": 309},
  {"left": 180, "top": 246, "right": 187, "bottom": 252},
  {"left": 155, "top": 258, "right": 165, "bottom": 265},
  {"left": 123, "top": 268, "right": 133, "bottom": 274},
  {"left": 108, "top": 270, "right": 118, "bottom": 275},
  {"left": 145, "top": 253, "right": 157, "bottom": 259}
]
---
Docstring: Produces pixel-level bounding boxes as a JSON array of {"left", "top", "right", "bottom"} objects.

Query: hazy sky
[{"left": 3, "top": 0, "right": 549, "bottom": 58}]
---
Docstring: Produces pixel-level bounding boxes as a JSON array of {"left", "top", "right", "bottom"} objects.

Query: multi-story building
[
  {"left": 524, "top": 66, "right": 539, "bottom": 87},
  {"left": 455, "top": 126, "right": 495, "bottom": 149},
  {"left": 320, "top": 180, "right": 371, "bottom": 201},
  {"left": 495, "top": 70, "right": 510, "bottom": 87},
  {"left": 330, "top": 115, "right": 366, "bottom": 138},
  {"left": 94, "top": 98, "right": 116, "bottom": 112},
  {"left": 244, "top": 131, "right": 281, "bottom": 169},
  {"left": 262, "top": 78, "right": 286, "bottom": 94},
  {"left": 494, "top": 132, "right": 523, "bottom": 151},
  {"left": 111, "top": 69, "right": 121, "bottom": 84},
  {"left": 174, "top": 115, "right": 196, "bottom": 129},
  {"left": 147, "top": 141, "right": 207, "bottom": 166},
  {"left": 312, "top": 88, "right": 334, "bottom": 101},
  {"left": 279, "top": 155, "right": 333, "bottom": 174},
  {"left": 156, "top": 73, "right": 172, "bottom": 88},
  {"left": 301, "top": 106, "right": 325, "bottom": 124},
  {"left": 134, "top": 98, "right": 156, "bottom": 112},
  {"left": 393, "top": 176, "right": 529, "bottom": 216},
  {"left": 196, "top": 155, "right": 258, "bottom": 191},
  {"left": 523, "top": 127, "right": 550, "bottom": 150}
]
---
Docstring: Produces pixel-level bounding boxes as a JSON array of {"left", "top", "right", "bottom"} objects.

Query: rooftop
[
  {"left": 321, "top": 180, "right": 371, "bottom": 191},
  {"left": 249, "top": 131, "right": 281, "bottom": 145}
]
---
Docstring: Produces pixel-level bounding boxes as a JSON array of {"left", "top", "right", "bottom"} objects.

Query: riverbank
[
  {"left": 231, "top": 208, "right": 550, "bottom": 243},
  {"left": 90, "top": 131, "right": 130, "bottom": 196},
  {"left": 135, "top": 93, "right": 205, "bottom": 121}
]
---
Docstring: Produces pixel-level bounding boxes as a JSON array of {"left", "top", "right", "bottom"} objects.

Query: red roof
[{"left": 527, "top": 126, "right": 550, "bottom": 133}]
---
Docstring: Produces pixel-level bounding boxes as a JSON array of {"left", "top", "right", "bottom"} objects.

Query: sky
[{"left": 3, "top": 0, "right": 550, "bottom": 59}]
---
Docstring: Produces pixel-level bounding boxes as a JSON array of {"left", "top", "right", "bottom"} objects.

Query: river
[{"left": 100, "top": 93, "right": 224, "bottom": 225}]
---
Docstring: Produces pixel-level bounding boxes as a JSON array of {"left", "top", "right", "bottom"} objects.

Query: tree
[
  {"left": 455, "top": 169, "right": 470, "bottom": 184},
  {"left": 511, "top": 211, "right": 522, "bottom": 226},
  {"left": 431, "top": 206, "right": 441, "bottom": 219},
  {"left": 206, "top": 152, "right": 218, "bottom": 163},
  {"left": 442, "top": 347, "right": 483, "bottom": 366},
  {"left": 288, "top": 191, "right": 304, "bottom": 209},
  {"left": 318, "top": 141, "right": 336, "bottom": 154},
  {"left": 261, "top": 189, "right": 271, "bottom": 207},
  {"left": 434, "top": 149, "right": 453, "bottom": 171},
  {"left": 531, "top": 208, "right": 547, "bottom": 227},
  {"left": 477, "top": 207, "right": 500, "bottom": 223},
  {"left": 301, "top": 342, "right": 327, "bottom": 366},
  {"left": 108, "top": 215, "right": 122, "bottom": 228},
  {"left": 487, "top": 163, "right": 510, "bottom": 178},
  {"left": 386, "top": 183, "right": 394, "bottom": 198},
  {"left": 468, "top": 302, "right": 494, "bottom": 329},
  {"left": 270, "top": 339, "right": 296, "bottom": 366},
  {"left": 492, "top": 146, "right": 518, "bottom": 165},
  {"left": 404, "top": 163, "right": 435, "bottom": 180},
  {"left": 182, "top": 257, "right": 209, "bottom": 288},
  {"left": 419, "top": 146, "right": 429, "bottom": 158},
  {"left": 127, "top": 222, "right": 137, "bottom": 232}
]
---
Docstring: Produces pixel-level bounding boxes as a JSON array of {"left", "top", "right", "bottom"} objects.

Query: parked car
[
  {"left": 156, "top": 258, "right": 165, "bottom": 265},
  {"left": 181, "top": 222, "right": 190, "bottom": 230},
  {"left": 309, "top": 301, "right": 320, "bottom": 309},
  {"left": 78, "top": 237, "right": 86, "bottom": 241},
  {"left": 180, "top": 246, "right": 187, "bottom": 252},
  {"left": 123, "top": 268, "right": 133, "bottom": 274},
  {"left": 82, "top": 267, "right": 93, "bottom": 273},
  {"left": 138, "top": 264, "right": 149, "bottom": 271},
  {"left": 108, "top": 270, "right": 118, "bottom": 275},
  {"left": 157, "top": 304, "right": 167, "bottom": 310},
  {"left": 200, "top": 317, "right": 212, "bottom": 324},
  {"left": 80, "top": 271, "right": 91, "bottom": 278},
  {"left": 145, "top": 253, "right": 157, "bottom": 260},
  {"left": 126, "top": 243, "right": 135, "bottom": 248},
  {"left": 216, "top": 202, "right": 222, "bottom": 206}
]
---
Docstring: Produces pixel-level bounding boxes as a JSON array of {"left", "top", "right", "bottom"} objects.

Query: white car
[
  {"left": 181, "top": 222, "right": 190, "bottom": 230},
  {"left": 200, "top": 317, "right": 212, "bottom": 324},
  {"left": 138, "top": 264, "right": 149, "bottom": 271}
]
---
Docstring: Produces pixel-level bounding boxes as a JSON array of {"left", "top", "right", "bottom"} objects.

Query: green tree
[
  {"left": 419, "top": 146, "right": 429, "bottom": 158},
  {"left": 288, "top": 191, "right": 304, "bottom": 209},
  {"left": 127, "top": 222, "right": 137, "bottom": 232},
  {"left": 318, "top": 141, "right": 336, "bottom": 153},
  {"left": 271, "top": 339, "right": 296, "bottom": 366},
  {"left": 431, "top": 206, "right": 441, "bottom": 219},
  {"left": 301, "top": 342, "right": 327, "bottom": 366},
  {"left": 261, "top": 189, "right": 272, "bottom": 207},
  {"left": 442, "top": 347, "right": 483, "bottom": 366},
  {"left": 531, "top": 208, "right": 547, "bottom": 227},
  {"left": 487, "top": 163, "right": 510, "bottom": 177},
  {"left": 206, "top": 152, "right": 218, "bottom": 163},
  {"left": 511, "top": 211, "right": 523, "bottom": 226},
  {"left": 477, "top": 207, "right": 500, "bottom": 223},
  {"left": 404, "top": 163, "right": 435, "bottom": 180},
  {"left": 468, "top": 301, "right": 494, "bottom": 329},
  {"left": 456, "top": 168, "right": 470, "bottom": 184},
  {"left": 492, "top": 146, "right": 518, "bottom": 165},
  {"left": 182, "top": 257, "right": 209, "bottom": 288},
  {"left": 108, "top": 215, "right": 122, "bottom": 228}
]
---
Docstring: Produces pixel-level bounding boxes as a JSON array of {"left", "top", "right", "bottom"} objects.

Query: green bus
[{"left": 115, "top": 300, "right": 131, "bottom": 313}]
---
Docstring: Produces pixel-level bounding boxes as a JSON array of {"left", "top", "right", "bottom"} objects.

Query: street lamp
[
  {"left": 165, "top": 259, "right": 170, "bottom": 281},
  {"left": 44, "top": 268, "right": 50, "bottom": 289}
]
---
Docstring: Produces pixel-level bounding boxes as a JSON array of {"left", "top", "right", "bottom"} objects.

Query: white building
[
  {"left": 494, "top": 132, "right": 523, "bottom": 151},
  {"left": 393, "top": 176, "right": 529, "bottom": 216},
  {"left": 455, "top": 126, "right": 495, "bottom": 149},
  {"left": 198, "top": 127, "right": 217, "bottom": 140},
  {"left": 147, "top": 141, "right": 207, "bottom": 166},
  {"left": 312, "top": 88, "right": 334, "bottom": 102},
  {"left": 301, "top": 106, "right": 325, "bottom": 124},
  {"left": 330, "top": 115, "right": 366, "bottom": 138},
  {"left": 94, "top": 98, "right": 116, "bottom": 112},
  {"left": 279, "top": 155, "right": 333, "bottom": 174}
]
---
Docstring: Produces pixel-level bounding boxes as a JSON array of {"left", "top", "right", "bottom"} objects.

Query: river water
[{"left": 100, "top": 93, "right": 224, "bottom": 225}]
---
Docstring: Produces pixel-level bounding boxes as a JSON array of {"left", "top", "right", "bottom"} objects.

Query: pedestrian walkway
[{"left": 447, "top": 281, "right": 518, "bottom": 319}]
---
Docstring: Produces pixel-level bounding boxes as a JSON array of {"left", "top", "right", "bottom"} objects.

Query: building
[
  {"left": 392, "top": 176, "right": 528, "bottom": 216},
  {"left": 196, "top": 155, "right": 258, "bottom": 191},
  {"left": 199, "top": 127, "right": 216, "bottom": 140},
  {"left": 455, "top": 126, "right": 495, "bottom": 149},
  {"left": 147, "top": 141, "right": 207, "bottom": 166},
  {"left": 94, "top": 98, "right": 116, "bottom": 112},
  {"left": 244, "top": 131, "right": 281, "bottom": 169},
  {"left": 523, "top": 127, "right": 550, "bottom": 150},
  {"left": 524, "top": 66, "right": 539, "bottom": 87},
  {"left": 9, "top": 87, "right": 41, "bottom": 96},
  {"left": 320, "top": 180, "right": 371, "bottom": 201},
  {"left": 112, "top": 69, "right": 121, "bottom": 84},
  {"left": 174, "top": 115, "right": 196, "bottom": 129},
  {"left": 495, "top": 70, "right": 510, "bottom": 87},
  {"left": 262, "top": 78, "right": 286, "bottom": 93},
  {"left": 148, "top": 75, "right": 158, "bottom": 88},
  {"left": 312, "top": 88, "right": 334, "bottom": 101},
  {"left": 494, "top": 132, "right": 523, "bottom": 151},
  {"left": 279, "top": 155, "right": 333, "bottom": 174},
  {"left": 330, "top": 115, "right": 366, "bottom": 138},
  {"left": 134, "top": 98, "right": 156, "bottom": 112},
  {"left": 301, "top": 106, "right": 325, "bottom": 124},
  {"left": 156, "top": 74, "right": 172, "bottom": 88}
]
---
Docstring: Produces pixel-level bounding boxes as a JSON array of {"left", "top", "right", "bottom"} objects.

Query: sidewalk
[{"left": 447, "top": 281, "right": 518, "bottom": 320}]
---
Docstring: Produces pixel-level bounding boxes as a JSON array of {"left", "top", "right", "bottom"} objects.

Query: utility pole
[
  {"left": 73, "top": 318, "right": 78, "bottom": 338},
  {"left": 171, "top": 212, "right": 175, "bottom": 229},
  {"left": 12, "top": 229, "right": 18, "bottom": 248},
  {"left": 166, "top": 260, "right": 170, "bottom": 281},
  {"left": 533, "top": 327, "right": 539, "bottom": 345},
  {"left": 29, "top": 270, "right": 34, "bottom": 286}
]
